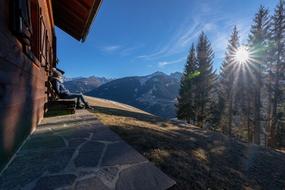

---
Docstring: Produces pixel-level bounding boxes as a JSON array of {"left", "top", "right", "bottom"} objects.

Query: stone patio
[{"left": 0, "top": 110, "right": 175, "bottom": 190}]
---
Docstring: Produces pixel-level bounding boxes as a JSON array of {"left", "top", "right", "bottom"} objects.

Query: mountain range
[
  {"left": 64, "top": 76, "right": 111, "bottom": 93},
  {"left": 65, "top": 72, "right": 182, "bottom": 118}
]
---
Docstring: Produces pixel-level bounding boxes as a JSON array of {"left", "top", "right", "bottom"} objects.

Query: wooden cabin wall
[{"left": 0, "top": 0, "right": 54, "bottom": 169}]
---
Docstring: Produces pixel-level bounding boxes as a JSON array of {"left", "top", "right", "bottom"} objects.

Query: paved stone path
[{"left": 0, "top": 110, "right": 175, "bottom": 190}]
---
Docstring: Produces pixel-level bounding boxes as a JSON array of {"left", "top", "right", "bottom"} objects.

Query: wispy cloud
[
  {"left": 137, "top": 15, "right": 228, "bottom": 61},
  {"left": 102, "top": 0, "right": 252, "bottom": 70},
  {"left": 101, "top": 44, "right": 144, "bottom": 57},
  {"left": 102, "top": 45, "right": 122, "bottom": 53},
  {"left": 137, "top": 21, "right": 203, "bottom": 60},
  {"left": 120, "top": 44, "right": 144, "bottom": 56},
  {"left": 211, "top": 31, "right": 229, "bottom": 60},
  {"left": 211, "top": 19, "right": 251, "bottom": 62},
  {"left": 137, "top": 0, "right": 252, "bottom": 66},
  {"left": 158, "top": 57, "right": 186, "bottom": 68}
]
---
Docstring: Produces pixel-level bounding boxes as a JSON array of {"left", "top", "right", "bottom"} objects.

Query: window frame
[
  {"left": 30, "top": 0, "right": 40, "bottom": 63},
  {"left": 10, "top": 0, "right": 33, "bottom": 57}
]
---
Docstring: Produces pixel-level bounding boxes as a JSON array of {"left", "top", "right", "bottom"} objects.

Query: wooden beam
[
  {"left": 52, "top": 0, "right": 102, "bottom": 41},
  {"left": 81, "top": 0, "right": 102, "bottom": 41}
]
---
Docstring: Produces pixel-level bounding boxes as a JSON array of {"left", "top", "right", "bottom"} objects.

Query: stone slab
[
  {"left": 0, "top": 110, "right": 175, "bottom": 190},
  {"left": 102, "top": 142, "right": 146, "bottom": 166}
]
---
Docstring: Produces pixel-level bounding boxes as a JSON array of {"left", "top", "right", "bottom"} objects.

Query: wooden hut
[{"left": 0, "top": 0, "right": 102, "bottom": 168}]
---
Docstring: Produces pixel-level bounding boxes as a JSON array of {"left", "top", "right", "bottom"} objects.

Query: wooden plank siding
[{"left": 0, "top": 0, "right": 54, "bottom": 169}]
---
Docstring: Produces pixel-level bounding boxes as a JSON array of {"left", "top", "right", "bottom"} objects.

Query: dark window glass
[
  {"left": 31, "top": 0, "right": 40, "bottom": 60},
  {"left": 11, "top": 0, "right": 33, "bottom": 46}
]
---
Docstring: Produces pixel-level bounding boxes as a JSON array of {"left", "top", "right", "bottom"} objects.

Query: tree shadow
[{"left": 92, "top": 105, "right": 285, "bottom": 190}]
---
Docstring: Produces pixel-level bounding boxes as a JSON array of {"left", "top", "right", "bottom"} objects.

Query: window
[
  {"left": 46, "top": 39, "right": 50, "bottom": 70},
  {"left": 31, "top": 0, "right": 40, "bottom": 60},
  {"left": 52, "top": 33, "right": 57, "bottom": 67},
  {"left": 10, "top": 0, "right": 33, "bottom": 55},
  {"left": 40, "top": 17, "right": 47, "bottom": 66},
  {"left": 11, "top": 0, "right": 54, "bottom": 69},
  {"left": 32, "top": 1, "right": 51, "bottom": 68}
]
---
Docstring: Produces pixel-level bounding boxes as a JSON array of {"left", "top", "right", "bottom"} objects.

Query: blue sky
[{"left": 56, "top": 0, "right": 278, "bottom": 78}]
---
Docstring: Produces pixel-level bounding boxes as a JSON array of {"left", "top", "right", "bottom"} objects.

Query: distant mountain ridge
[
  {"left": 86, "top": 72, "right": 182, "bottom": 118},
  {"left": 64, "top": 76, "right": 112, "bottom": 93}
]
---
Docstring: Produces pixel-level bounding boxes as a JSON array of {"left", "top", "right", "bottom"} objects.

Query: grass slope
[{"left": 86, "top": 96, "right": 285, "bottom": 190}]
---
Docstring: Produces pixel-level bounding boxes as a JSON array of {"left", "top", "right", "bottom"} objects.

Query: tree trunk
[
  {"left": 270, "top": 89, "right": 278, "bottom": 147},
  {"left": 228, "top": 95, "right": 233, "bottom": 136},
  {"left": 247, "top": 98, "right": 252, "bottom": 143},
  {"left": 269, "top": 49, "right": 281, "bottom": 148},
  {"left": 254, "top": 70, "right": 262, "bottom": 145}
]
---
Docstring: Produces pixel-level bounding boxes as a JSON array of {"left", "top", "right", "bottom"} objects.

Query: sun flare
[{"left": 235, "top": 46, "right": 250, "bottom": 64}]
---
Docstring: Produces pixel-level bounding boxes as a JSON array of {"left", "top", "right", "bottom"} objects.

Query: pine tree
[
  {"left": 219, "top": 26, "right": 240, "bottom": 136},
  {"left": 207, "top": 73, "right": 222, "bottom": 130},
  {"left": 195, "top": 32, "right": 215, "bottom": 128},
  {"left": 268, "top": 0, "right": 285, "bottom": 147},
  {"left": 176, "top": 44, "right": 199, "bottom": 123},
  {"left": 248, "top": 6, "right": 271, "bottom": 145}
]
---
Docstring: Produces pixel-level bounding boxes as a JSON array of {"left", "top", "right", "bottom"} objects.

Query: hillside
[
  {"left": 64, "top": 76, "right": 111, "bottom": 93},
  {"left": 86, "top": 96, "right": 285, "bottom": 190},
  {"left": 87, "top": 72, "right": 182, "bottom": 118}
]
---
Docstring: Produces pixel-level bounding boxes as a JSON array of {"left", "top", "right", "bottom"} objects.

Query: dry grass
[{"left": 86, "top": 96, "right": 285, "bottom": 190}]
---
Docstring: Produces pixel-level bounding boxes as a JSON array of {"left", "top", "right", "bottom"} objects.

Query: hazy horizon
[{"left": 64, "top": 70, "right": 183, "bottom": 80}]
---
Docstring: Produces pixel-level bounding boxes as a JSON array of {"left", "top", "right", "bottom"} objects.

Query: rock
[
  {"left": 75, "top": 176, "right": 110, "bottom": 190},
  {"left": 102, "top": 142, "right": 146, "bottom": 166},
  {"left": 116, "top": 162, "right": 176, "bottom": 190},
  {"left": 33, "top": 174, "right": 76, "bottom": 190}
]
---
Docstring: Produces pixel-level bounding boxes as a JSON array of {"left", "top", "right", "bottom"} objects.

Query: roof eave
[{"left": 81, "top": 0, "right": 103, "bottom": 42}]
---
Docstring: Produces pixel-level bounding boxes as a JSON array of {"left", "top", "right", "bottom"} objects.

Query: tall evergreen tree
[
  {"left": 268, "top": 0, "right": 285, "bottom": 147},
  {"left": 196, "top": 32, "right": 215, "bottom": 128},
  {"left": 219, "top": 26, "right": 240, "bottom": 136},
  {"left": 176, "top": 44, "right": 199, "bottom": 123},
  {"left": 207, "top": 73, "right": 223, "bottom": 130},
  {"left": 248, "top": 6, "right": 271, "bottom": 145}
]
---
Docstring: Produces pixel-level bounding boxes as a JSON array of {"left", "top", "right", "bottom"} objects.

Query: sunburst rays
[
  {"left": 224, "top": 45, "right": 260, "bottom": 84},
  {"left": 235, "top": 46, "right": 250, "bottom": 64}
]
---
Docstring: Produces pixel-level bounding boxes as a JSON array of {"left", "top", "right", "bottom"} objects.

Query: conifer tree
[
  {"left": 248, "top": 6, "right": 271, "bottom": 145},
  {"left": 268, "top": 0, "right": 285, "bottom": 147},
  {"left": 195, "top": 32, "right": 215, "bottom": 128},
  {"left": 176, "top": 44, "right": 199, "bottom": 123},
  {"left": 219, "top": 26, "right": 240, "bottom": 136},
  {"left": 207, "top": 73, "right": 222, "bottom": 130}
]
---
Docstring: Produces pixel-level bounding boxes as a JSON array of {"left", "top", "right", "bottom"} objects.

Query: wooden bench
[{"left": 44, "top": 79, "right": 76, "bottom": 117}]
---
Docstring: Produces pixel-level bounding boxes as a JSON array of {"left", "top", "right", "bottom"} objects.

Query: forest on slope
[{"left": 176, "top": 2, "right": 285, "bottom": 149}]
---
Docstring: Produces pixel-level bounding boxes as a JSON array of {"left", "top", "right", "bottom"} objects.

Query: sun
[{"left": 235, "top": 46, "right": 250, "bottom": 64}]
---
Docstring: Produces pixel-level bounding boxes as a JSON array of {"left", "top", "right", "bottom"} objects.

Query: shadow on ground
[
  {"left": 0, "top": 110, "right": 175, "bottom": 190},
  {"left": 92, "top": 105, "right": 285, "bottom": 190}
]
